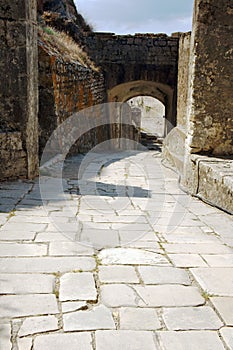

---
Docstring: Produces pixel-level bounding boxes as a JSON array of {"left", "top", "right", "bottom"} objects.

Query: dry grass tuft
[{"left": 39, "top": 26, "right": 99, "bottom": 71}]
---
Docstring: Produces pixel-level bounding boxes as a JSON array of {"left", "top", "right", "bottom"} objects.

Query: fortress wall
[
  {"left": 0, "top": 0, "right": 39, "bottom": 180},
  {"left": 38, "top": 45, "right": 107, "bottom": 156}
]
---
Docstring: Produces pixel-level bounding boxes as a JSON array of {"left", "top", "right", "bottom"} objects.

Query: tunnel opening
[{"left": 127, "top": 96, "right": 165, "bottom": 151}]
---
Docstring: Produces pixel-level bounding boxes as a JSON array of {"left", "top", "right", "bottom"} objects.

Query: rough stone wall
[
  {"left": 38, "top": 40, "right": 107, "bottom": 156},
  {"left": 85, "top": 33, "right": 179, "bottom": 90},
  {"left": 186, "top": 0, "right": 233, "bottom": 156},
  {"left": 84, "top": 32, "right": 179, "bottom": 129},
  {"left": 0, "top": 0, "right": 39, "bottom": 180},
  {"left": 177, "top": 32, "right": 191, "bottom": 130},
  {"left": 0, "top": 132, "right": 27, "bottom": 179}
]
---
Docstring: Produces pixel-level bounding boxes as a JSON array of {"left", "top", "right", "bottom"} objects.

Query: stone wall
[
  {"left": 85, "top": 33, "right": 179, "bottom": 90},
  {"left": 186, "top": 0, "right": 233, "bottom": 156},
  {"left": 163, "top": 0, "right": 233, "bottom": 213},
  {"left": 38, "top": 29, "right": 107, "bottom": 156},
  {"left": 177, "top": 32, "right": 191, "bottom": 130},
  {"left": 84, "top": 33, "right": 179, "bottom": 129},
  {"left": 0, "top": 0, "right": 39, "bottom": 180},
  {"left": 0, "top": 132, "right": 27, "bottom": 180}
]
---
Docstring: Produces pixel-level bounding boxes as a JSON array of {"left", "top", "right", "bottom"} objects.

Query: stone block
[
  {"left": 135, "top": 285, "right": 204, "bottom": 307},
  {"left": 34, "top": 333, "right": 92, "bottom": 350},
  {"left": 0, "top": 273, "right": 54, "bottom": 294},
  {"left": 138, "top": 266, "right": 191, "bottom": 285},
  {"left": 18, "top": 315, "right": 58, "bottom": 336},
  {"left": 99, "top": 265, "right": 139, "bottom": 283},
  {"left": 0, "top": 294, "right": 58, "bottom": 318},
  {"left": 0, "top": 257, "right": 96, "bottom": 273},
  {"left": 191, "top": 268, "right": 233, "bottom": 296},
  {"left": 95, "top": 330, "right": 157, "bottom": 350},
  {"left": 163, "top": 306, "right": 223, "bottom": 330},
  {"left": 0, "top": 324, "right": 11, "bottom": 350},
  {"left": 157, "top": 331, "right": 225, "bottom": 350},
  {"left": 210, "top": 297, "right": 233, "bottom": 325},
  {"left": 60, "top": 272, "right": 97, "bottom": 302},
  {"left": 119, "top": 308, "right": 161, "bottom": 330},
  {"left": 63, "top": 305, "right": 115, "bottom": 331}
]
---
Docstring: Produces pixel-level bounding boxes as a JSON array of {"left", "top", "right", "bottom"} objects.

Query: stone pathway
[{"left": 0, "top": 150, "right": 233, "bottom": 349}]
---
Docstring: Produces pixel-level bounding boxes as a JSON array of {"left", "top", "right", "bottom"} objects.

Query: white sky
[{"left": 74, "top": 0, "right": 194, "bottom": 35}]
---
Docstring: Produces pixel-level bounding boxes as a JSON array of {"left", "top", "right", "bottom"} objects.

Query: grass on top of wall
[{"left": 39, "top": 26, "right": 99, "bottom": 72}]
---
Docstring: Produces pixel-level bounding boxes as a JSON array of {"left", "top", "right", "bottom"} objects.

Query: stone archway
[{"left": 107, "top": 80, "right": 175, "bottom": 135}]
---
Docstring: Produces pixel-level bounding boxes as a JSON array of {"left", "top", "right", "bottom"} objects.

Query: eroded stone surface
[
  {"left": 135, "top": 285, "right": 204, "bottom": 307},
  {"left": 0, "top": 324, "right": 11, "bottom": 350},
  {"left": 101, "top": 284, "right": 137, "bottom": 307},
  {"left": 157, "top": 331, "right": 225, "bottom": 350},
  {"left": 138, "top": 266, "right": 191, "bottom": 285},
  {"left": 191, "top": 268, "right": 233, "bottom": 296},
  {"left": 119, "top": 307, "right": 161, "bottom": 330},
  {"left": 0, "top": 295, "right": 58, "bottom": 318},
  {"left": 18, "top": 315, "right": 58, "bottom": 336},
  {"left": 60, "top": 272, "right": 97, "bottom": 302},
  {"left": 163, "top": 307, "right": 223, "bottom": 330},
  {"left": 99, "top": 265, "right": 139, "bottom": 283},
  {"left": 98, "top": 248, "right": 169, "bottom": 265},
  {"left": 34, "top": 333, "right": 93, "bottom": 350},
  {"left": 210, "top": 297, "right": 233, "bottom": 325},
  {"left": 220, "top": 328, "right": 233, "bottom": 349},
  {"left": 63, "top": 305, "right": 115, "bottom": 331},
  {"left": 95, "top": 330, "right": 157, "bottom": 350}
]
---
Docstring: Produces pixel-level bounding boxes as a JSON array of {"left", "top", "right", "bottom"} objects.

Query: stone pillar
[
  {"left": 0, "top": 0, "right": 39, "bottom": 179},
  {"left": 186, "top": 0, "right": 233, "bottom": 156},
  {"left": 182, "top": 0, "right": 233, "bottom": 196}
]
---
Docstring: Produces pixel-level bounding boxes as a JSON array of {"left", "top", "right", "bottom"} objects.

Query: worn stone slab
[
  {"left": 210, "top": 297, "right": 233, "bottom": 325},
  {"left": 17, "top": 338, "right": 33, "bottom": 350},
  {"left": 200, "top": 214, "right": 233, "bottom": 238},
  {"left": 162, "top": 243, "right": 232, "bottom": 254},
  {"left": 138, "top": 266, "right": 191, "bottom": 285},
  {"left": 49, "top": 242, "right": 94, "bottom": 256},
  {"left": 0, "top": 257, "right": 96, "bottom": 273},
  {"left": 0, "top": 274, "right": 54, "bottom": 294},
  {"left": 18, "top": 315, "right": 58, "bottom": 336},
  {"left": 0, "top": 243, "right": 47, "bottom": 257},
  {"left": 64, "top": 304, "right": 115, "bottom": 331},
  {"left": 162, "top": 233, "right": 220, "bottom": 243},
  {"left": 35, "top": 232, "right": 77, "bottom": 242},
  {"left": 220, "top": 328, "right": 233, "bottom": 349},
  {"left": 0, "top": 222, "right": 47, "bottom": 233},
  {"left": 80, "top": 229, "right": 120, "bottom": 249},
  {"left": 168, "top": 254, "right": 207, "bottom": 267},
  {"left": 62, "top": 301, "right": 87, "bottom": 313},
  {"left": 60, "top": 272, "right": 97, "bottom": 302},
  {"left": 0, "top": 324, "right": 11, "bottom": 350},
  {"left": 163, "top": 306, "right": 223, "bottom": 330},
  {"left": 98, "top": 248, "right": 169, "bottom": 265},
  {"left": 9, "top": 215, "right": 50, "bottom": 224},
  {"left": 0, "top": 231, "right": 36, "bottom": 241},
  {"left": 201, "top": 254, "right": 233, "bottom": 267},
  {"left": 101, "top": 284, "right": 137, "bottom": 307},
  {"left": 99, "top": 266, "right": 139, "bottom": 283},
  {"left": 113, "top": 223, "right": 153, "bottom": 231},
  {"left": 157, "top": 331, "right": 225, "bottom": 350},
  {"left": 34, "top": 333, "right": 92, "bottom": 350},
  {"left": 191, "top": 268, "right": 233, "bottom": 296},
  {"left": 135, "top": 285, "right": 204, "bottom": 307},
  {"left": 0, "top": 295, "right": 58, "bottom": 318},
  {"left": 95, "top": 330, "right": 157, "bottom": 350},
  {"left": 119, "top": 307, "right": 161, "bottom": 330},
  {"left": 119, "top": 231, "right": 158, "bottom": 243},
  {"left": 122, "top": 241, "right": 161, "bottom": 251}
]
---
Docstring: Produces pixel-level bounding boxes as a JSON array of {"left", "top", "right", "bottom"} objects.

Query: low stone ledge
[{"left": 197, "top": 157, "right": 233, "bottom": 214}]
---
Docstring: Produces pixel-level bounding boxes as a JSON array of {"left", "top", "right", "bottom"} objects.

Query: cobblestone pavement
[{"left": 0, "top": 150, "right": 233, "bottom": 350}]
